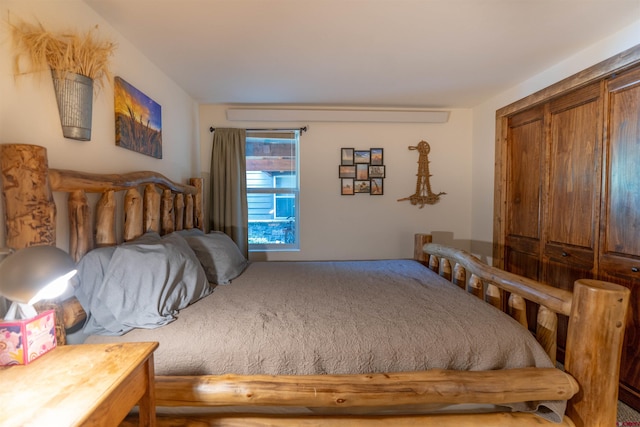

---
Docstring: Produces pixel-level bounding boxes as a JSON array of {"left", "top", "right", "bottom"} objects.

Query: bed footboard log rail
[
  {"left": 421, "top": 242, "right": 573, "bottom": 316},
  {"left": 420, "top": 240, "right": 572, "bottom": 364},
  {"left": 123, "top": 412, "right": 577, "bottom": 427},
  {"left": 155, "top": 368, "right": 578, "bottom": 408}
]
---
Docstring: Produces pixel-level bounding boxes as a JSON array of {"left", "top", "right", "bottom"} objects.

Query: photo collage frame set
[{"left": 339, "top": 148, "right": 384, "bottom": 195}]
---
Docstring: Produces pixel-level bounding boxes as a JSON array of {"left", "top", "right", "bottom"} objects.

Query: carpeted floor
[{"left": 618, "top": 401, "right": 640, "bottom": 424}]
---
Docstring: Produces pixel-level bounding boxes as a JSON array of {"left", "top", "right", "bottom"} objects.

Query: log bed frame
[{"left": 0, "top": 143, "right": 630, "bottom": 427}]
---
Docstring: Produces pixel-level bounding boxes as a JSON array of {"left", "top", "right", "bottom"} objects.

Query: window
[{"left": 246, "top": 130, "right": 300, "bottom": 251}]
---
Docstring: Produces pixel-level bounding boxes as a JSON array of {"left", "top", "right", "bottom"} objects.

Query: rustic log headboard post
[
  {"left": 0, "top": 144, "right": 56, "bottom": 249},
  {"left": 0, "top": 143, "right": 66, "bottom": 344}
]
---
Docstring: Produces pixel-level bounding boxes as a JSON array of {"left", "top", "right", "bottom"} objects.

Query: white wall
[
  {"left": 0, "top": 0, "right": 200, "bottom": 250},
  {"left": 469, "top": 18, "right": 640, "bottom": 261},
  {"left": 200, "top": 105, "right": 473, "bottom": 261}
]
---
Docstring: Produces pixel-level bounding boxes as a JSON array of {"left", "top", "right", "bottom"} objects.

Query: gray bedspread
[{"left": 84, "top": 259, "right": 565, "bottom": 421}]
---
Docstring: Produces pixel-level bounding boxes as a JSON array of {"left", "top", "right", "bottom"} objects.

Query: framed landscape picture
[
  {"left": 114, "top": 77, "right": 163, "bottom": 159},
  {"left": 339, "top": 165, "right": 356, "bottom": 178},
  {"left": 341, "top": 179, "right": 354, "bottom": 195},
  {"left": 341, "top": 148, "right": 354, "bottom": 165},
  {"left": 370, "top": 148, "right": 383, "bottom": 165}
]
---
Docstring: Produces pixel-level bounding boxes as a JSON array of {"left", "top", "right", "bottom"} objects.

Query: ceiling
[{"left": 84, "top": 0, "right": 640, "bottom": 108}]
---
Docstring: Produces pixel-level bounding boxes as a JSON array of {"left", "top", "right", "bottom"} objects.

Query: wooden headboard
[{"left": 0, "top": 143, "right": 204, "bottom": 342}]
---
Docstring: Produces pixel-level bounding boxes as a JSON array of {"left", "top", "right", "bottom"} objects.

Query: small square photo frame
[
  {"left": 339, "top": 165, "right": 356, "bottom": 178},
  {"left": 341, "top": 148, "right": 354, "bottom": 165},
  {"left": 341, "top": 178, "right": 354, "bottom": 195},
  {"left": 370, "top": 148, "right": 383, "bottom": 165},
  {"left": 354, "top": 150, "right": 371, "bottom": 164},
  {"left": 354, "top": 180, "right": 370, "bottom": 193},
  {"left": 356, "top": 164, "right": 369, "bottom": 180},
  {"left": 368, "top": 165, "right": 385, "bottom": 178},
  {"left": 370, "top": 178, "right": 384, "bottom": 195}
]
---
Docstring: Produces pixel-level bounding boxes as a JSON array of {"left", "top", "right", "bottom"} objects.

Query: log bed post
[
  {"left": 0, "top": 144, "right": 56, "bottom": 249},
  {"left": 564, "top": 279, "right": 629, "bottom": 427},
  {"left": 0, "top": 144, "right": 65, "bottom": 343}
]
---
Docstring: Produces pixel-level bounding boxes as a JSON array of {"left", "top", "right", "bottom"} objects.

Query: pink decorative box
[{"left": 0, "top": 310, "right": 57, "bottom": 366}]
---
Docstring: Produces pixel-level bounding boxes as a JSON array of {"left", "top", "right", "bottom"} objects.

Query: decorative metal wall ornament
[
  {"left": 51, "top": 71, "right": 94, "bottom": 141},
  {"left": 397, "top": 140, "right": 446, "bottom": 208}
]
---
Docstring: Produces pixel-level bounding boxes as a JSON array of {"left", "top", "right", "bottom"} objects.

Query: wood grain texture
[
  {"left": 536, "top": 305, "right": 558, "bottom": 365},
  {"left": 0, "top": 144, "right": 56, "bottom": 248},
  {"left": 144, "top": 184, "right": 161, "bottom": 234},
  {"left": 565, "top": 279, "right": 630, "bottom": 427},
  {"left": 161, "top": 189, "right": 175, "bottom": 235},
  {"left": 174, "top": 193, "right": 185, "bottom": 231},
  {"left": 154, "top": 368, "right": 578, "bottom": 408},
  {"left": 96, "top": 190, "right": 117, "bottom": 246},
  {"left": 49, "top": 168, "right": 198, "bottom": 195},
  {"left": 0, "top": 342, "right": 158, "bottom": 427},
  {"left": 495, "top": 50, "right": 640, "bottom": 410},
  {"left": 68, "top": 189, "right": 92, "bottom": 262},
  {"left": 124, "top": 187, "right": 144, "bottom": 241}
]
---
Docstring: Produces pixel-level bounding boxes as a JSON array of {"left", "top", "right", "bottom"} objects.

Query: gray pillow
[
  {"left": 176, "top": 229, "right": 248, "bottom": 284},
  {"left": 75, "top": 232, "right": 213, "bottom": 335}
]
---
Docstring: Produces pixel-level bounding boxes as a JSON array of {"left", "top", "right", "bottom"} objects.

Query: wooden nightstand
[{"left": 0, "top": 342, "right": 158, "bottom": 427}]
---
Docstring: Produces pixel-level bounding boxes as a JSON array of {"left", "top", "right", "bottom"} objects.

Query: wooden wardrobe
[{"left": 494, "top": 44, "right": 640, "bottom": 410}]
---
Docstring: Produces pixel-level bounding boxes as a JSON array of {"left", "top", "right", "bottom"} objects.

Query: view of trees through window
[{"left": 246, "top": 131, "right": 300, "bottom": 250}]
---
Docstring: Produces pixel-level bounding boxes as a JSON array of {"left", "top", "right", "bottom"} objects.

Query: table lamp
[{"left": 0, "top": 245, "right": 77, "bottom": 321}]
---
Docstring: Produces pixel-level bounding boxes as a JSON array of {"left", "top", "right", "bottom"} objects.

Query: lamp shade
[{"left": 0, "top": 245, "right": 77, "bottom": 305}]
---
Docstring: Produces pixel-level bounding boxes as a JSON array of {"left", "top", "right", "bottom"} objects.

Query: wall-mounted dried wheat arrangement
[{"left": 10, "top": 18, "right": 116, "bottom": 90}]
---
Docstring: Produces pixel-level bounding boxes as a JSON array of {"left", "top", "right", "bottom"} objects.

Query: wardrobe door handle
[
  {"left": 632, "top": 267, "right": 639, "bottom": 273},
  {"left": 561, "top": 252, "right": 568, "bottom": 257}
]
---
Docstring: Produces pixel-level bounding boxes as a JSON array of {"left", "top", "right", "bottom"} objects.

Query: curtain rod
[{"left": 210, "top": 126, "right": 307, "bottom": 133}]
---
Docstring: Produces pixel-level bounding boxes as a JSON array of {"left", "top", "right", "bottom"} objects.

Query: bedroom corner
[{"left": 0, "top": 0, "right": 201, "bottom": 254}]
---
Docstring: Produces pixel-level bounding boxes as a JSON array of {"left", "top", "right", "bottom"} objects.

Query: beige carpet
[{"left": 618, "top": 401, "right": 640, "bottom": 423}]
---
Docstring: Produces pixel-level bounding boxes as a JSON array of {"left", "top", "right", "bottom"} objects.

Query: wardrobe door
[
  {"left": 504, "top": 106, "right": 545, "bottom": 329},
  {"left": 505, "top": 106, "right": 545, "bottom": 276},
  {"left": 542, "top": 82, "right": 603, "bottom": 350},
  {"left": 601, "top": 67, "right": 640, "bottom": 408}
]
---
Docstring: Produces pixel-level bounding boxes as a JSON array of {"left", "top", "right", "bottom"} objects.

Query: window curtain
[{"left": 209, "top": 128, "right": 248, "bottom": 257}]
